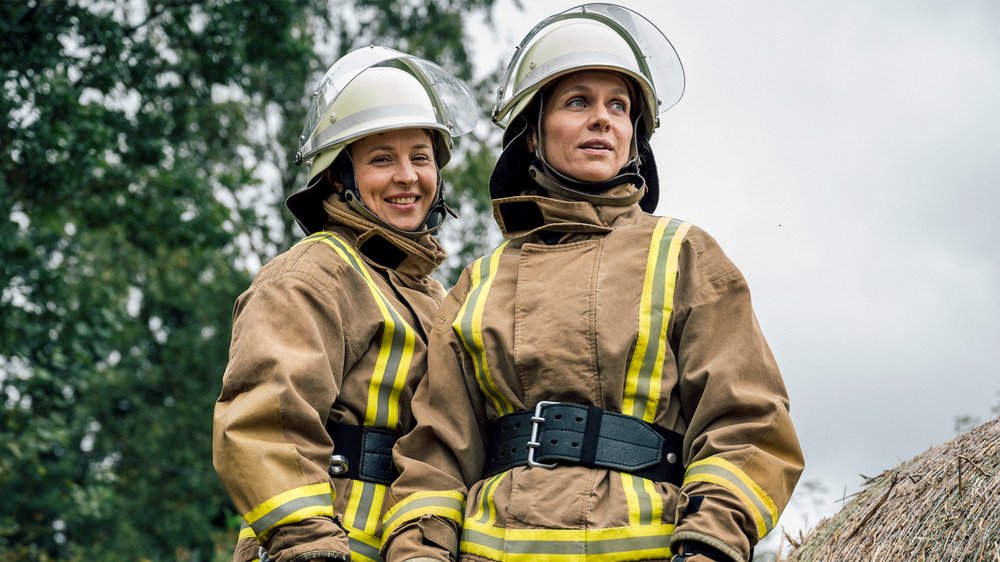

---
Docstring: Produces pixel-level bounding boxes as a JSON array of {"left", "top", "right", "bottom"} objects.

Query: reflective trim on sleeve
[
  {"left": 237, "top": 519, "right": 258, "bottom": 543},
  {"left": 621, "top": 472, "right": 663, "bottom": 526},
  {"left": 296, "top": 232, "right": 416, "bottom": 430},
  {"left": 460, "top": 521, "right": 675, "bottom": 561},
  {"left": 382, "top": 490, "right": 466, "bottom": 539},
  {"left": 344, "top": 522, "right": 384, "bottom": 562},
  {"left": 452, "top": 241, "right": 514, "bottom": 417},
  {"left": 243, "top": 482, "right": 334, "bottom": 539},
  {"left": 622, "top": 217, "right": 691, "bottom": 423},
  {"left": 684, "top": 457, "right": 779, "bottom": 539}
]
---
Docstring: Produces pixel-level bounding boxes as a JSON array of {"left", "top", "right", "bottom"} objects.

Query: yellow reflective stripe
[
  {"left": 344, "top": 522, "right": 383, "bottom": 562},
  {"left": 621, "top": 472, "right": 642, "bottom": 526},
  {"left": 684, "top": 457, "right": 779, "bottom": 539},
  {"left": 642, "top": 477, "right": 663, "bottom": 523},
  {"left": 461, "top": 520, "right": 675, "bottom": 561},
  {"left": 622, "top": 218, "right": 690, "bottom": 422},
  {"left": 343, "top": 480, "right": 387, "bottom": 537},
  {"left": 621, "top": 473, "right": 663, "bottom": 526},
  {"left": 243, "top": 482, "right": 333, "bottom": 538},
  {"left": 452, "top": 242, "right": 513, "bottom": 416},
  {"left": 297, "top": 232, "right": 415, "bottom": 429},
  {"left": 471, "top": 472, "right": 506, "bottom": 526},
  {"left": 237, "top": 520, "right": 257, "bottom": 543},
  {"left": 382, "top": 491, "right": 465, "bottom": 538}
]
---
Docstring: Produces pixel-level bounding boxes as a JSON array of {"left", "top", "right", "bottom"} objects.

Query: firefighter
[
  {"left": 380, "top": 5, "right": 804, "bottom": 562},
  {"left": 213, "top": 46, "right": 478, "bottom": 562}
]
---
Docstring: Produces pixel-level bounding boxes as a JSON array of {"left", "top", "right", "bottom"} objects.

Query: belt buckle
[
  {"left": 328, "top": 454, "right": 349, "bottom": 476},
  {"left": 527, "top": 400, "right": 559, "bottom": 469}
]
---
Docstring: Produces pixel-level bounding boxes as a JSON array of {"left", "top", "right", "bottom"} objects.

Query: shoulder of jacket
[
  {"left": 675, "top": 224, "right": 746, "bottom": 293},
  {"left": 250, "top": 233, "right": 363, "bottom": 290},
  {"left": 630, "top": 217, "right": 743, "bottom": 290}
]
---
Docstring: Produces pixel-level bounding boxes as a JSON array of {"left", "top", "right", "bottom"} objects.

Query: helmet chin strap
[
  {"left": 339, "top": 152, "right": 455, "bottom": 239},
  {"left": 530, "top": 91, "right": 646, "bottom": 206},
  {"left": 528, "top": 160, "right": 645, "bottom": 207}
]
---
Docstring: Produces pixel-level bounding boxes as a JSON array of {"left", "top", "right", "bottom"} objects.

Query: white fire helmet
[
  {"left": 492, "top": 3, "right": 684, "bottom": 145},
  {"left": 289, "top": 46, "right": 478, "bottom": 235}
]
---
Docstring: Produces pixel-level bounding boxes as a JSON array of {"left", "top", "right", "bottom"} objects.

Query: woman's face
[
  {"left": 539, "top": 70, "right": 634, "bottom": 183},
  {"left": 349, "top": 128, "right": 437, "bottom": 231}
]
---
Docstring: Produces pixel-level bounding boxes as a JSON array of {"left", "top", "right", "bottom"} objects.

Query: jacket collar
[
  {"left": 492, "top": 183, "right": 645, "bottom": 239},
  {"left": 321, "top": 196, "right": 445, "bottom": 279}
]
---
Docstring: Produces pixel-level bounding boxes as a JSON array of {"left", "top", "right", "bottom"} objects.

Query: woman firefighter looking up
[
  {"left": 212, "top": 46, "right": 478, "bottom": 562},
  {"left": 380, "top": 5, "right": 804, "bottom": 562}
]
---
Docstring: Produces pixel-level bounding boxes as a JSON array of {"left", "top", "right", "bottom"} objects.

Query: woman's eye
[
  {"left": 370, "top": 155, "right": 392, "bottom": 164},
  {"left": 567, "top": 97, "right": 586, "bottom": 108},
  {"left": 611, "top": 100, "right": 628, "bottom": 112},
  {"left": 413, "top": 154, "right": 432, "bottom": 164}
]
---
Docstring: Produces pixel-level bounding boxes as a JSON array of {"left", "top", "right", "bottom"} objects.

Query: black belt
[
  {"left": 325, "top": 422, "right": 400, "bottom": 485},
  {"left": 484, "top": 401, "right": 684, "bottom": 485}
]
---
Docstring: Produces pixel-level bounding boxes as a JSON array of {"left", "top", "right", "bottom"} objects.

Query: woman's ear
[
  {"left": 323, "top": 167, "right": 344, "bottom": 193},
  {"left": 526, "top": 128, "right": 537, "bottom": 154}
]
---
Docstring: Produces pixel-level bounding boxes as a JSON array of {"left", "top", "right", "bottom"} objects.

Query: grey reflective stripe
[
  {"left": 383, "top": 495, "right": 464, "bottom": 529},
  {"left": 627, "top": 218, "right": 681, "bottom": 418},
  {"left": 461, "top": 528, "right": 672, "bottom": 556},
  {"left": 350, "top": 481, "right": 379, "bottom": 532},
  {"left": 249, "top": 492, "right": 332, "bottom": 535},
  {"left": 621, "top": 217, "right": 688, "bottom": 423},
  {"left": 301, "top": 104, "right": 439, "bottom": 160},
  {"left": 316, "top": 233, "right": 410, "bottom": 428},
  {"left": 348, "top": 535, "right": 383, "bottom": 562},
  {"left": 376, "top": 309, "right": 407, "bottom": 428},
  {"left": 473, "top": 474, "right": 504, "bottom": 525},
  {"left": 687, "top": 463, "right": 776, "bottom": 532},
  {"left": 629, "top": 473, "right": 655, "bottom": 525},
  {"left": 454, "top": 243, "right": 513, "bottom": 416}
]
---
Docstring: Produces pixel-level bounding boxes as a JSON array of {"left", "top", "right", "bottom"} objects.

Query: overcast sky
[{"left": 470, "top": 0, "right": 1000, "bottom": 539}]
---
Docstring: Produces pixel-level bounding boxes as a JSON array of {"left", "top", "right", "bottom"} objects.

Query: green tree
[{"left": 0, "top": 1, "right": 502, "bottom": 560}]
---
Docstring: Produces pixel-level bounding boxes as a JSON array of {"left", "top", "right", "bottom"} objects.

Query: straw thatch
[{"left": 787, "top": 417, "right": 999, "bottom": 562}]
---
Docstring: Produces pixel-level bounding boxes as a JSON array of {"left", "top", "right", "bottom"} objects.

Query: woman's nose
[
  {"left": 589, "top": 105, "right": 612, "bottom": 130},
  {"left": 393, "top": 161, "right": 418, "bottom": 184}
]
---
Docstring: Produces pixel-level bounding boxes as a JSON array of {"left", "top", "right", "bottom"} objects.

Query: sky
[{"left": 468, "top": 0, "right": 1000, "bottom": 541}]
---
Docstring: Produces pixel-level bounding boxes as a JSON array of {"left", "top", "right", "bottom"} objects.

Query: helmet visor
[
  {"left": 493, "top": 3, "right": 684, "bottom": 127},
  {"left": 299, "top": 46, "right": 478, "bottom": 162}
]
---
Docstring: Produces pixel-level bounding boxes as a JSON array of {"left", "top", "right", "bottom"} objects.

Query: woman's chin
[
  {"left": 383, "top": 217, "right": 420, "bottom": 232},
  {"left": 551, "top": 160, "right": 621, "bottom": 184},
  {"left": 565, "top": 168, "right": 617, "bottom": 184}
]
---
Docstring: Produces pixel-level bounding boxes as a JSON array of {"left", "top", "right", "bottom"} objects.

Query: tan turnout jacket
[
  {"left": 214, "top": 197, "right": 446, "bottom": 562},
  {"left": 381, "top": 187, "right": 803, "bottom": 562}
]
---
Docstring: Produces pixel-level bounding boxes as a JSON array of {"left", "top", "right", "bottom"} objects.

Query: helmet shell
[
  {"left": 288, "top": 46, "right": 478, "bottom": 235},
  {"left": 304, "top": 66, "right": 450, "bottom": 184},
  {"left": 493, "top": 3, "right": 684, "bottom": 145}
]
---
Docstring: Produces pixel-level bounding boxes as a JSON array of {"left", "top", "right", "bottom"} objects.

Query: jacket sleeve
[
  {"left": 213, "top": 268, "right": 351, "bottom": 562},
  {"left": 669, "top": 230, "right": 804, "bottom": 562},
  {"left": 380, "top": 270, "right": 488, "bottom": 562}
]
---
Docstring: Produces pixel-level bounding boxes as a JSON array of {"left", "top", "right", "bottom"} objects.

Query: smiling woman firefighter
[
  {"left": 212, "top": 46, "right": 478, "bottom": 562},
  {"left": 380, "top": 5, "right": 804, "bottom": 562}
]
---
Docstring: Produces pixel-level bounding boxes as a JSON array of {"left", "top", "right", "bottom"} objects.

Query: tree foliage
[{"left": 0, "top": 1, "right": 501, "bottom": 560}]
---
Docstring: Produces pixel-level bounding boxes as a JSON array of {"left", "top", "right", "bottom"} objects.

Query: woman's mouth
[
  {"left": 579, "top": 139, "right": 613, "bottom": 152},
  {"left": 386, "top": 195, "right": 419, "bottom": 205}
]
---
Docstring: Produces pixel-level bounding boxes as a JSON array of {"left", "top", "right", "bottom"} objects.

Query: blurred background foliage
[{"left": 0, "top": 0, "right": 505, "bottom": 560}]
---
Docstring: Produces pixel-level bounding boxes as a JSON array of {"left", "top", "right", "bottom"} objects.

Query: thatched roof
[{"left": 787, "top": 417, "right": 999, "bottom": 561}]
